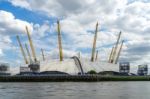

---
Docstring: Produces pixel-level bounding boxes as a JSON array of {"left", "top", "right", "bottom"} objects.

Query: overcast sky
[{"left": 0, "top": 0, "right": 149, "bottom": 67}]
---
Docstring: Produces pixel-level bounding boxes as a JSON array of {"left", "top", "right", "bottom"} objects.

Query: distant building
[
  {"left": 0, "top": 63, "right": 10, "bottom": 75},
  {"left": 137, "top": 64, "right": 148, "bottom": 76},
  {"left": 119, "top": 62, "right": 130, "bottom": 74},
  {"left": 20, "top": 66, "right": 30, "bottom": 73},
  {"left": 28, "top": 61, "right": 40, "bottom": 72},
  {"left": 19, "top": 66, "right": 38, "bottom": 75}
]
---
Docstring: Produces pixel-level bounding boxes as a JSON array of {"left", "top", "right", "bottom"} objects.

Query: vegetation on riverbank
[{"left": 0, "top": 75, "right": 149, "bottom": 82}]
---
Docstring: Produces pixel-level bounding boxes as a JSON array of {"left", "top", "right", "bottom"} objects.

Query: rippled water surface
[{"left": 0, "top": 82, "right": 150, "bottom": 99}]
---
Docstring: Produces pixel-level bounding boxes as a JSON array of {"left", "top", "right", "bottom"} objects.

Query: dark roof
[{"left": 40, "top": 71, "right": 69, "bottom": 75}]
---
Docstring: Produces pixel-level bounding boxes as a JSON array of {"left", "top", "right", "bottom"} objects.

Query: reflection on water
[{"left": 0, "top": 82, "right": 150, "bottom": 99}]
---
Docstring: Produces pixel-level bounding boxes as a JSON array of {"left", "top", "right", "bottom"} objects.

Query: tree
[{"left": 87, "top": 70, "right": 97, "bottom": 74}]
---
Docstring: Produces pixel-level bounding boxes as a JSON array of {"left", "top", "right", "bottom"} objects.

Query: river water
[{"left": 0, "top": 82, "right": 150, "bottom": 99}]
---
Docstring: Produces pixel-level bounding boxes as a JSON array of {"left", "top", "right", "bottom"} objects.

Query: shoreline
[{"left": 0, "top": 75, "right": 150, "bottom": 82}]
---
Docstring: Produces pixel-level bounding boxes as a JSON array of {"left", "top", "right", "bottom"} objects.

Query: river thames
[{"left": 0, "top": 82, "right": 150, "bottom": 99}]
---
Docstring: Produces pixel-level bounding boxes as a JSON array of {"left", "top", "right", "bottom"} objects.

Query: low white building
[{"left": 39, "top": 58, "right": 120, "bottom": 74}]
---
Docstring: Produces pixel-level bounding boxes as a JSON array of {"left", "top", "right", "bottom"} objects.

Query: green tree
[{"left": 87, "top": 70, "right": 97, "bottom": 74}]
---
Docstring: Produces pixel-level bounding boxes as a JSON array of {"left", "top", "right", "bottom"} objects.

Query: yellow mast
[
  {"left": 108, "top": 46, "right": 114, "bottom": 63},
  {"left": 95, "top": 50, "right": 99, "bottom": 61},
  {"left": 25, "top": 43, "right": 32, "bottom": 63},
  {"left": 91, "top": 22, "right": 99, "bottom": 62},
  {"left": 111, "top": 31, "right": 121, "bottom": 63},
  {"left": 16, "top": 35, "right": 28, "bottom": 64},
  {"left": 115, "top": 40, "right": 124, "bottom": 64},
  {"left": 57, "top": 20, "right": 64, "bottom": 61},
  {"left": 41, "top": 48, "right": 45, "bottom": 61},
  {"left": 25, "top": 26, "right": 37, "bottom": 62},
  {"left": 78, "top": 52, "right": 81, "bottom": 59}
]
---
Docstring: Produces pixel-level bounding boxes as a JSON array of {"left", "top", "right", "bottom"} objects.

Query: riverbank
[{"left": 0, "top": 75, "right": 150, "bottom": 82}]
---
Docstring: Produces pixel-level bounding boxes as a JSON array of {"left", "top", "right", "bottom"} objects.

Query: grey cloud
[{"left": 5, "top": 0, "right": 150, "bottom": 65}]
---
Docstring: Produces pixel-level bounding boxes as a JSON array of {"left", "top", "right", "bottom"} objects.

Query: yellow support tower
[
  {"left": 16, "top": 35, "right": 28, "bottom": 64},
  {"left": 25, "top": 43, "right": 32, "bottom": 64},
  {"left": 111, "top": 31, "right": 121, "bottom": 63},
  {"left": 91, "top": 22, "right": 99, "bottom": 62},
  {"left": 95, "top": 50, "right": 99, "bottom": 61},
  {"left": 25, "top": 26, "right": 37, "bottom": 62},
  {"left": 57, "top": 20, "right": 63, "bottom": 61},
  {"left": 41, "top": 48, "right": 45, "bottom": 61},
  {"left": 115, "top": 40, "right": 124, "bottom": 64},
  {"left": 108, "top": 46, "right": 114, "bottom": 63},
  {"left": 78, "top": 52, "right": 81, "bottom": 59}
]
